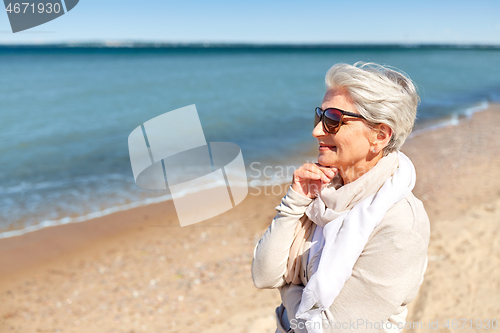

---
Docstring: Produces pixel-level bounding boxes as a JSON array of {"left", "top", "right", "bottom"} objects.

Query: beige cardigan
[{"left": 252, "top": 185, "right": 430, "bottom": 333}]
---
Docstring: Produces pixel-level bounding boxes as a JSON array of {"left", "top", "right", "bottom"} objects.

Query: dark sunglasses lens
[
  {"left": 323, "top": 109, "right": 341, "bottom": 133},
  {"left": 314, "top": 108, "right": 322, "bottom": 127}
]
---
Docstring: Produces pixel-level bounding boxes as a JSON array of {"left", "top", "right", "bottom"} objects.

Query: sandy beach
[{"left": 1, "top": 104, "right": 499, "bottom": 333}]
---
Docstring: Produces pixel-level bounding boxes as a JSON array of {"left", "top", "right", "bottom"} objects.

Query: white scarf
[{"left": 295, "top": 151, "right": 416, "bottom": 333}]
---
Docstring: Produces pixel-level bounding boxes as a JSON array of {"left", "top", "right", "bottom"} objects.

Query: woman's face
[{"left": 313, "top": 88, "right": 375, "bottom": 174}]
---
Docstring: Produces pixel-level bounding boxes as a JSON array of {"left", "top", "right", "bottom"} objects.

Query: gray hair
[{"left": 325, "top": 62, "right": 420, "bottom": 156}]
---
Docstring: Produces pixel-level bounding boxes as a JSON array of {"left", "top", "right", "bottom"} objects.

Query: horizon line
[{"left": 1, "top": 41, "right": 500, "bottom": 49}]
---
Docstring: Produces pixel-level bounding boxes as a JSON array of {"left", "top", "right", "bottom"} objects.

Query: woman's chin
[{"left": 317, "top": 154, "right": 337, "bottom": 167}]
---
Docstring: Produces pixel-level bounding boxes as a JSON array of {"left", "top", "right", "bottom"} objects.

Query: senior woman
[{"left": 252, "top": 62, "right": 430, "bottom": 333}]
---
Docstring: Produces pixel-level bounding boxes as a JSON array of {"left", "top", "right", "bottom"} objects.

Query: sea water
[{"left": 1, "top": 45, "right": 500, "bottom": 237}]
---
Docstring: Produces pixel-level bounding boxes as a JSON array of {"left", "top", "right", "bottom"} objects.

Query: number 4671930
[{"left": 6, "top": 2, "right": 61, "bottom": 14}]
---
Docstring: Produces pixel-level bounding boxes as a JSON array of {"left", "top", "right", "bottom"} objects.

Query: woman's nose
[{"left": 312, "top": 121, "right": 328, "bottom": 138}]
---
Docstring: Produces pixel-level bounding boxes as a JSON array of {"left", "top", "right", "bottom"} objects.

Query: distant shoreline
[{"left": 1, "top": 42, "right": 500, "bottom": 50}]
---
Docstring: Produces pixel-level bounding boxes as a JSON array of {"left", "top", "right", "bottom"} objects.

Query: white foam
[
  {"left": 464, "top": 100, "right": 489, "bottom": 118},
  {"left": 0, "top": 176, "right": 247, "bottom": 239},
  {"left": 0, "top": 173, "right": 132, "bottom": 195},
  {"left": 409, "top": 101, "right": 490, "bottom": 139}
]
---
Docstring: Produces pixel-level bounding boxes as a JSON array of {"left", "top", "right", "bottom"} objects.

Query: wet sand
[{"left": 1, "top": 105, "right": 499, "bottom": 333}]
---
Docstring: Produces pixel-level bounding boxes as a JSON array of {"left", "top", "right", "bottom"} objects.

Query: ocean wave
[
  {"left": 0, "top": 173, "right": 133, "bottom": 195},
  {"left": 409, "top": 100, "right": 490, "bottom": 139},
  {"left": 0, "top": 175, "right": 250, "bottom": 239}
]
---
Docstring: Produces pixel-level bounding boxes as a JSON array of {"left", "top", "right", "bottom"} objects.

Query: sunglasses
[{"left": 314, "top": 107, "right": 366, "bottom": 134}]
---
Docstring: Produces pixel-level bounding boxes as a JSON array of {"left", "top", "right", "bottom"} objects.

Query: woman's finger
[
  {"left": 294, "top": 169, "right": 321, "bottom": 181},
  {"left": 308, "top": 165, "right": 335, "bottom": 183},
  {"left": 315, "top": 164, "right": 338, "bottom": 179},
  {"left": 296, "top": 166, "right": 330, "bottom": 183}
]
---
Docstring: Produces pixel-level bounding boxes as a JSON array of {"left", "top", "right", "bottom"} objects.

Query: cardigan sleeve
[
  {"left": 280, "top": 228, "right": 428, "bottom": 333},
  {"left": 251, "top": 185, "right": 313, "bottom": 289}
]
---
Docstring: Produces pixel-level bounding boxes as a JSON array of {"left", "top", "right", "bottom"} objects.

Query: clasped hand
[{"left": 291, "top": 163, "right": 338, "bottom": 199}]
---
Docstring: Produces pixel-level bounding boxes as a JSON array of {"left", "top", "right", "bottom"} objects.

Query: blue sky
[{"left": 1, "top": 0, "right": 500, "bottom": 44}]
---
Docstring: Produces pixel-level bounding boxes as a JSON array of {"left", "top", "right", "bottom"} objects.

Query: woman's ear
[
  {"left": 377, "top": 124, "right": 393, "bottom": 144},
  {"left": 372, "top": 124, "right": 393, "bottom": 153}
]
